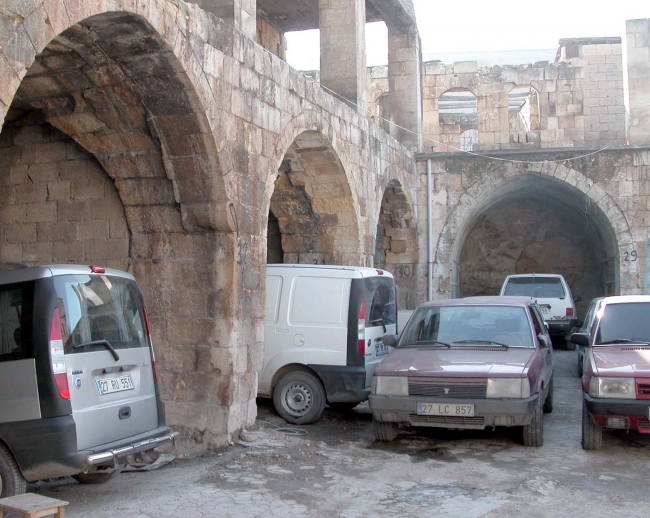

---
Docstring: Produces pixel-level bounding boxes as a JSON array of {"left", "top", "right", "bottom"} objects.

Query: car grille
[
  {"left": 637, "top": 420, "right": 650, "bottom": 432},
  {"left": 409, "top": 414, "right": 485, "bottom": 429},
  {"left": 636, "top": 381, "right": 650, "bottom": 399},
  {"left": 408, "top": 377, "right": 487, "bottom": 399}
]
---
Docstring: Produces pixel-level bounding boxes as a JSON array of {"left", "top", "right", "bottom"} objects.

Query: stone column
[
  {"left": 188, "top": 0, "right": 257, "bottom": 41},
  {"left": 319, "top": 0, "right": 367, "bottom": 112},
  {"left": 388, "top": 23, "right": 423, "bottom": 151},
  {"left": 626, "top": 19, "right": 650, "bottom": 145}
]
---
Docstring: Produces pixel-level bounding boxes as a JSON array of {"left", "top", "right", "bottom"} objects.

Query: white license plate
[
  {"left": 540, "top": 307, "right": 550, "bottom": 315},
  {"left": 97, "top": 375, "right": 134, "bottom": 395},
  {"left": 375, "top": 340, "right": 390, "bottom": 356},
  {"left": 417, "top": 402, "right": 475, "bottom": 417}
]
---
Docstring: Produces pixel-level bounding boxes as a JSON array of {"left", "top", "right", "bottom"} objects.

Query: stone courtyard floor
[{"left": 32, "top": 350, "right": 650, "bottom": 517}]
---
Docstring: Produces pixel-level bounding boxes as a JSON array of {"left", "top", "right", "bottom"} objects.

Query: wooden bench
[{"left": 0, "top": 493, "right": 68, "bottom": 518}]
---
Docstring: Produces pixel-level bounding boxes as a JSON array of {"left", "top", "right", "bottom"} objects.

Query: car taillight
[
  {"left": 358, "top": 299, "right": 366, "bottom": 356},
  {"left": 143, "top": 307, "right": 158, "bottom": 384},
  {"left": 49, "top": 308, "right": 69, "bottom": 400},
  {"left": 566, "top": 308, "right": 574, "bottom": 318}
]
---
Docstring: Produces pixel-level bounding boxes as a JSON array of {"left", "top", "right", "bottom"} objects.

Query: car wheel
[
  {"left": 522, "top": 395, "right": 544, "bottom": 447},
  {"left": 543, "top": 379, "right": 554, "bottom": 414},
  {"left": 372, "top": 419, "right": 398, "bottom": 441},
  {"left": 72, "top": 469, "right": 119, "bottom": 485},
  {"left": 581, "top": 400, "right": 603, "bottom": 450},
  {"left": 273, "top": 371, "right": 326, "bottom": 425},
  {"left": 0, "top": 443, "right": 26, "bottom": 498},
  {"left": 328, "top": 402, "right": 358, "bottom": 412}
]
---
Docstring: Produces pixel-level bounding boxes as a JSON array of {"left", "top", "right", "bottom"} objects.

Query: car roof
[
  {"left": 416, "top": 296, "right": 534, "bottom": 308},
  {"left": 266, "top": 264, "right": 393, "bottom": 279},
  {"left": 504, "top": 273, "right": 566, "bottom": 279},
  {"left": 0, "top": 264, "right": 135, "bottom": 284},
  {"left": 601, "top": 295, "right": 650, "bottom": 305}
]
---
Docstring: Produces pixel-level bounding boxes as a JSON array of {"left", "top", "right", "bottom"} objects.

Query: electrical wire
[
  {"left": 316, "top": 82, "right": 613, "bottom": 165},
  {"left": 256, "top": 419, "right": 309, "bottom": 436}
]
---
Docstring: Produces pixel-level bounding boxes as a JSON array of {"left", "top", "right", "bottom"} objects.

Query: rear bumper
[
  {"left": 86, "top": 428, "right": 179, "bottom": 467},
  {"left": 547, "top": 320, "right": 573, "bottom": 335},
  {"left": 584, "top": 394, "right": 650, "bottom": 431},
  {"left": 308, "top": 364, "right": 369, "bottom": 403},
  {"left": 2, "top": 416, "right": 177, "bottom": 481},
  {"left": 368, "top": 394, "right": 539, "bottom": 429}
]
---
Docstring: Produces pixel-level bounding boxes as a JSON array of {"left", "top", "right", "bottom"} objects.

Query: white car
[{"left": 500, "top": 274, "right": 581, "bottom": 345}]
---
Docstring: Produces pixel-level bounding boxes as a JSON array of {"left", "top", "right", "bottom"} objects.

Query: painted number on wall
[
  {"left": 624, "top": 250, "right": 638, "bottom": 262},
  {"left": 396, "top": 265, "right": 415, "bottom": 278}
]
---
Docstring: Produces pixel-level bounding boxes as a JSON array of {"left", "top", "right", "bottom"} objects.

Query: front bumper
[
  {"left": 369, "top": 394, "right": 539, "bottom": 429},
  {"left": 584, "top": 394, "right": 650, "bottom": 431}
]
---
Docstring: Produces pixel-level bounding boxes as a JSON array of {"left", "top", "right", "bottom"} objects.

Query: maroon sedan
[
  {"left": 571, "top": 295, "right": 650, "bottom": 450},
  {"left": 369, "top": 297, "right": 559, "bottom": 446}
]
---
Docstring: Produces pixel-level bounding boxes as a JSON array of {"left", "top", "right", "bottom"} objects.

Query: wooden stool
[{"left": 0, "top": 493, "right": 68, "bottom": 518}]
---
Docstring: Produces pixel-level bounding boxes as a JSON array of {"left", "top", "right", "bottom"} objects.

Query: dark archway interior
[
  {"left": 267, "top": 131, "right": 358, "bottom": 265},
  {"left": 458, "top": 176, "right": 618, "bottom": 318}
]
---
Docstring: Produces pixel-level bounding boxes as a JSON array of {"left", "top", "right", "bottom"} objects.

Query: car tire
[
  {"left": 522, "top": 395, "right": 544, "bottom": 447},
  {"left": 0, "top": 443, "right": 27, "bottom": 498},
  {"left": 372, "top": 419, "right": 398, "bottom": 441},
  {"left": 543, "top": 379, "right": 554, "bottom": 414},
  {"left": 273, "top": 371, "right": 326, "bottom": 425},
  {"left": 581, "top": 400, "right": 603, "bottom": 450},
  {"left": 328, "top": 402, "right": 358, "bottom": 412},
  {"left": 72, "top": 469, "right": 119, "bottom": 485}
]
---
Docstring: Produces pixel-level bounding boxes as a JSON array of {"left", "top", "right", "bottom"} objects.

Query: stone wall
[
  {"left": 257, "top": 15, "right": 287, "bottom": 61},
  {"left": 626, "top": 19, "right": 650, "bottom": 145},
  {"left": 0, "top": 115, "right": 129, "bottom": 269}
]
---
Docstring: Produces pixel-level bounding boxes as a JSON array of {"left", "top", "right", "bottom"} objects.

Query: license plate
[
  {"left": 97, "top": 375, "right": 134, "bottom": 395},
  {"left": 540, "top": 307, "right": 550, "bottom": 315},
  {"left": 417, "top": 402, "right": 475, "bottom": 417},
  {"left": 375, "top": 340, "right": 390, "bottom": 356}
]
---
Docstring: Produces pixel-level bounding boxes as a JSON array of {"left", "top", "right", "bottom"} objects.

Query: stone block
[
  {"left": 453, "top": 61, "right": 478, "bottom": 74},
  {"left": 24, "top": 202, "right": 57, "bottom": 223},
  {"left": 23, "top": 242, "right": 53, "bottom": 263}
]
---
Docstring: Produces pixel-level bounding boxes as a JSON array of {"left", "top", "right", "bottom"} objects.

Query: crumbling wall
[{"left": 257, "top": 15, "right": 287, "bottom": 60}]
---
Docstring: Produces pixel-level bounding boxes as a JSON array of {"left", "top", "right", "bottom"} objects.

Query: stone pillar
[
  {"left": 188, "top": 0, "right": 257, "bottom": 41},
  {"left": 626, "top": 19, "right": 650, "bottom": 145},
  {"left": 388, "top": 23, "right": 423, "bottom": 151},
  {"left": 319, "top": 0, "right": 367, "bottom": 112}
]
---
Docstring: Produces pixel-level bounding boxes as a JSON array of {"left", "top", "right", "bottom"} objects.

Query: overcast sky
[{"left": 286, "top": 0, "right": 649, "bottom": 70}]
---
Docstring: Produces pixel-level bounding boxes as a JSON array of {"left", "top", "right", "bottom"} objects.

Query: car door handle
[{"left": 119, "top": 406, "right": 132, "bottom": 420}]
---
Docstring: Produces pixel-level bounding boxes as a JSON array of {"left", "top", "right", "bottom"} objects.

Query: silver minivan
[{"left": 0, "top": 264, "right": 177, "bottom": 497}]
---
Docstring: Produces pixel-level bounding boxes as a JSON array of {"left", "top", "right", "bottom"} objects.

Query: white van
[
  {"left": 260, "top": 265, "right": 397, "bottom": 424},
  {"left": 500, "top": 274, "right": 579, "bottom": 340}
]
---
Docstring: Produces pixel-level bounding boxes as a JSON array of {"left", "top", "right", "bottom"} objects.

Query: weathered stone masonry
[{"left": 0, "top": 0, "right": 418, "bottom": 451}]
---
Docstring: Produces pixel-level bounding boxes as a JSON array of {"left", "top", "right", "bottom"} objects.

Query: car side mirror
[
  {"left": 383, "top": 334, "right": 398, "bottom": 347},
  {"left": 571, "top": 333, "right": 589, "bottom": 348},
  {"left": 570, "top": 318, "right": 582, "bottom": 328},
  {"left": 537, "top": 334, "right": 549, "bottom": 348}
]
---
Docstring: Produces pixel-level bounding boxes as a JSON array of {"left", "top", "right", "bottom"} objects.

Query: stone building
[{"left": 1, "top": 0, "right": 649, "bottom": 451}]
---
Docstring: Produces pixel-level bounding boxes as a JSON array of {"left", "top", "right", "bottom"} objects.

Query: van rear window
[
  {"left": 53, "top": 275, "right": 148, "bottom": 354},
  {"left": 0, "top": 282, "right": 35, "bottom": 363},
  {"left": 503, "top": 277, "right": 566, "bottom": 298}
]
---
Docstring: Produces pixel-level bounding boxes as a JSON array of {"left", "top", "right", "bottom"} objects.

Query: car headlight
[
  {"left": 588, "top": 377, "right": 635, "bottom": 399},
  {"left": 372, "top": 376, "right": 408, "bottom": 396},
  {"left": 486, "top": 378, "right": 530, "bottom": 399}
]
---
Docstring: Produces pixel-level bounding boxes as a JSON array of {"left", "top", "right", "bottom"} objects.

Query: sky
[{"left": 286, "top": 0, "right": 649, "bottom": 70}]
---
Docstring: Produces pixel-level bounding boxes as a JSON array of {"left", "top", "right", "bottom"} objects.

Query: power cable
[{"left": 256, "top": 419, "right": 308, "bottom": 436}]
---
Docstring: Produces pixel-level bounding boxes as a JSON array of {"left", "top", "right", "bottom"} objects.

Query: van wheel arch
[
  {"left": 271, "top": 364, "right": 323, "bottom": 393},
  {"left": 0, "top": 440, "right": 27, "bottom": 498}
]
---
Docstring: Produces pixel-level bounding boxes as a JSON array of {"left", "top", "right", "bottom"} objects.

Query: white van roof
[
  {"left": 504, "top": 273, "right": 566, "bottom": 279},
  {"left": 266, "top": 264, "right": 394, "bottom": 279}
]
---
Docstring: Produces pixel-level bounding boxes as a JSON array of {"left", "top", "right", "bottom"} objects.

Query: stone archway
[
  {"left": 0, "top": 4, "right": 247, "bottom": 451},
  {"left": 434, "top": 165, "right": 639, "bottom": 303},
  {"left": 374, "top": 179, "right": 419, "bottom": 309},
  {"left": 265, "top": 130, "right": 363, "bottom": 266}
]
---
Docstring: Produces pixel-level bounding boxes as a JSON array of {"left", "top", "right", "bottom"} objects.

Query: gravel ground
[{"left": 31, "top": 349, "right": 650, "bottom": 517}]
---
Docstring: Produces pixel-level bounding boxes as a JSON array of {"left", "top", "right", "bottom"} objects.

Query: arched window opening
[
  {"left": 509, "top": 86, "right": 540, "bottom": 145},
  {"left": 438, "top": 89, "right": 478, "bottom": 152}
]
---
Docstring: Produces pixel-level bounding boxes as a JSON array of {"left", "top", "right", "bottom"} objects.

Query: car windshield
[
  {"left": 400, "top": 305, "right": 535, "bottom": 348},
  {"left": 594, "top": 302, "right": 650, "bottom": 345},
  {"left": 503, "top": 277, "right": 566, "bottom": 298}
]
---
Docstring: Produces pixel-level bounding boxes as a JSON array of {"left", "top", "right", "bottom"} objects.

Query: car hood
[
  {"left": 592, "top": 347, "right": 650, "bottom": 376},
  {"left": 376, "top": 346, "right": 536, "bottom": 378}
]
